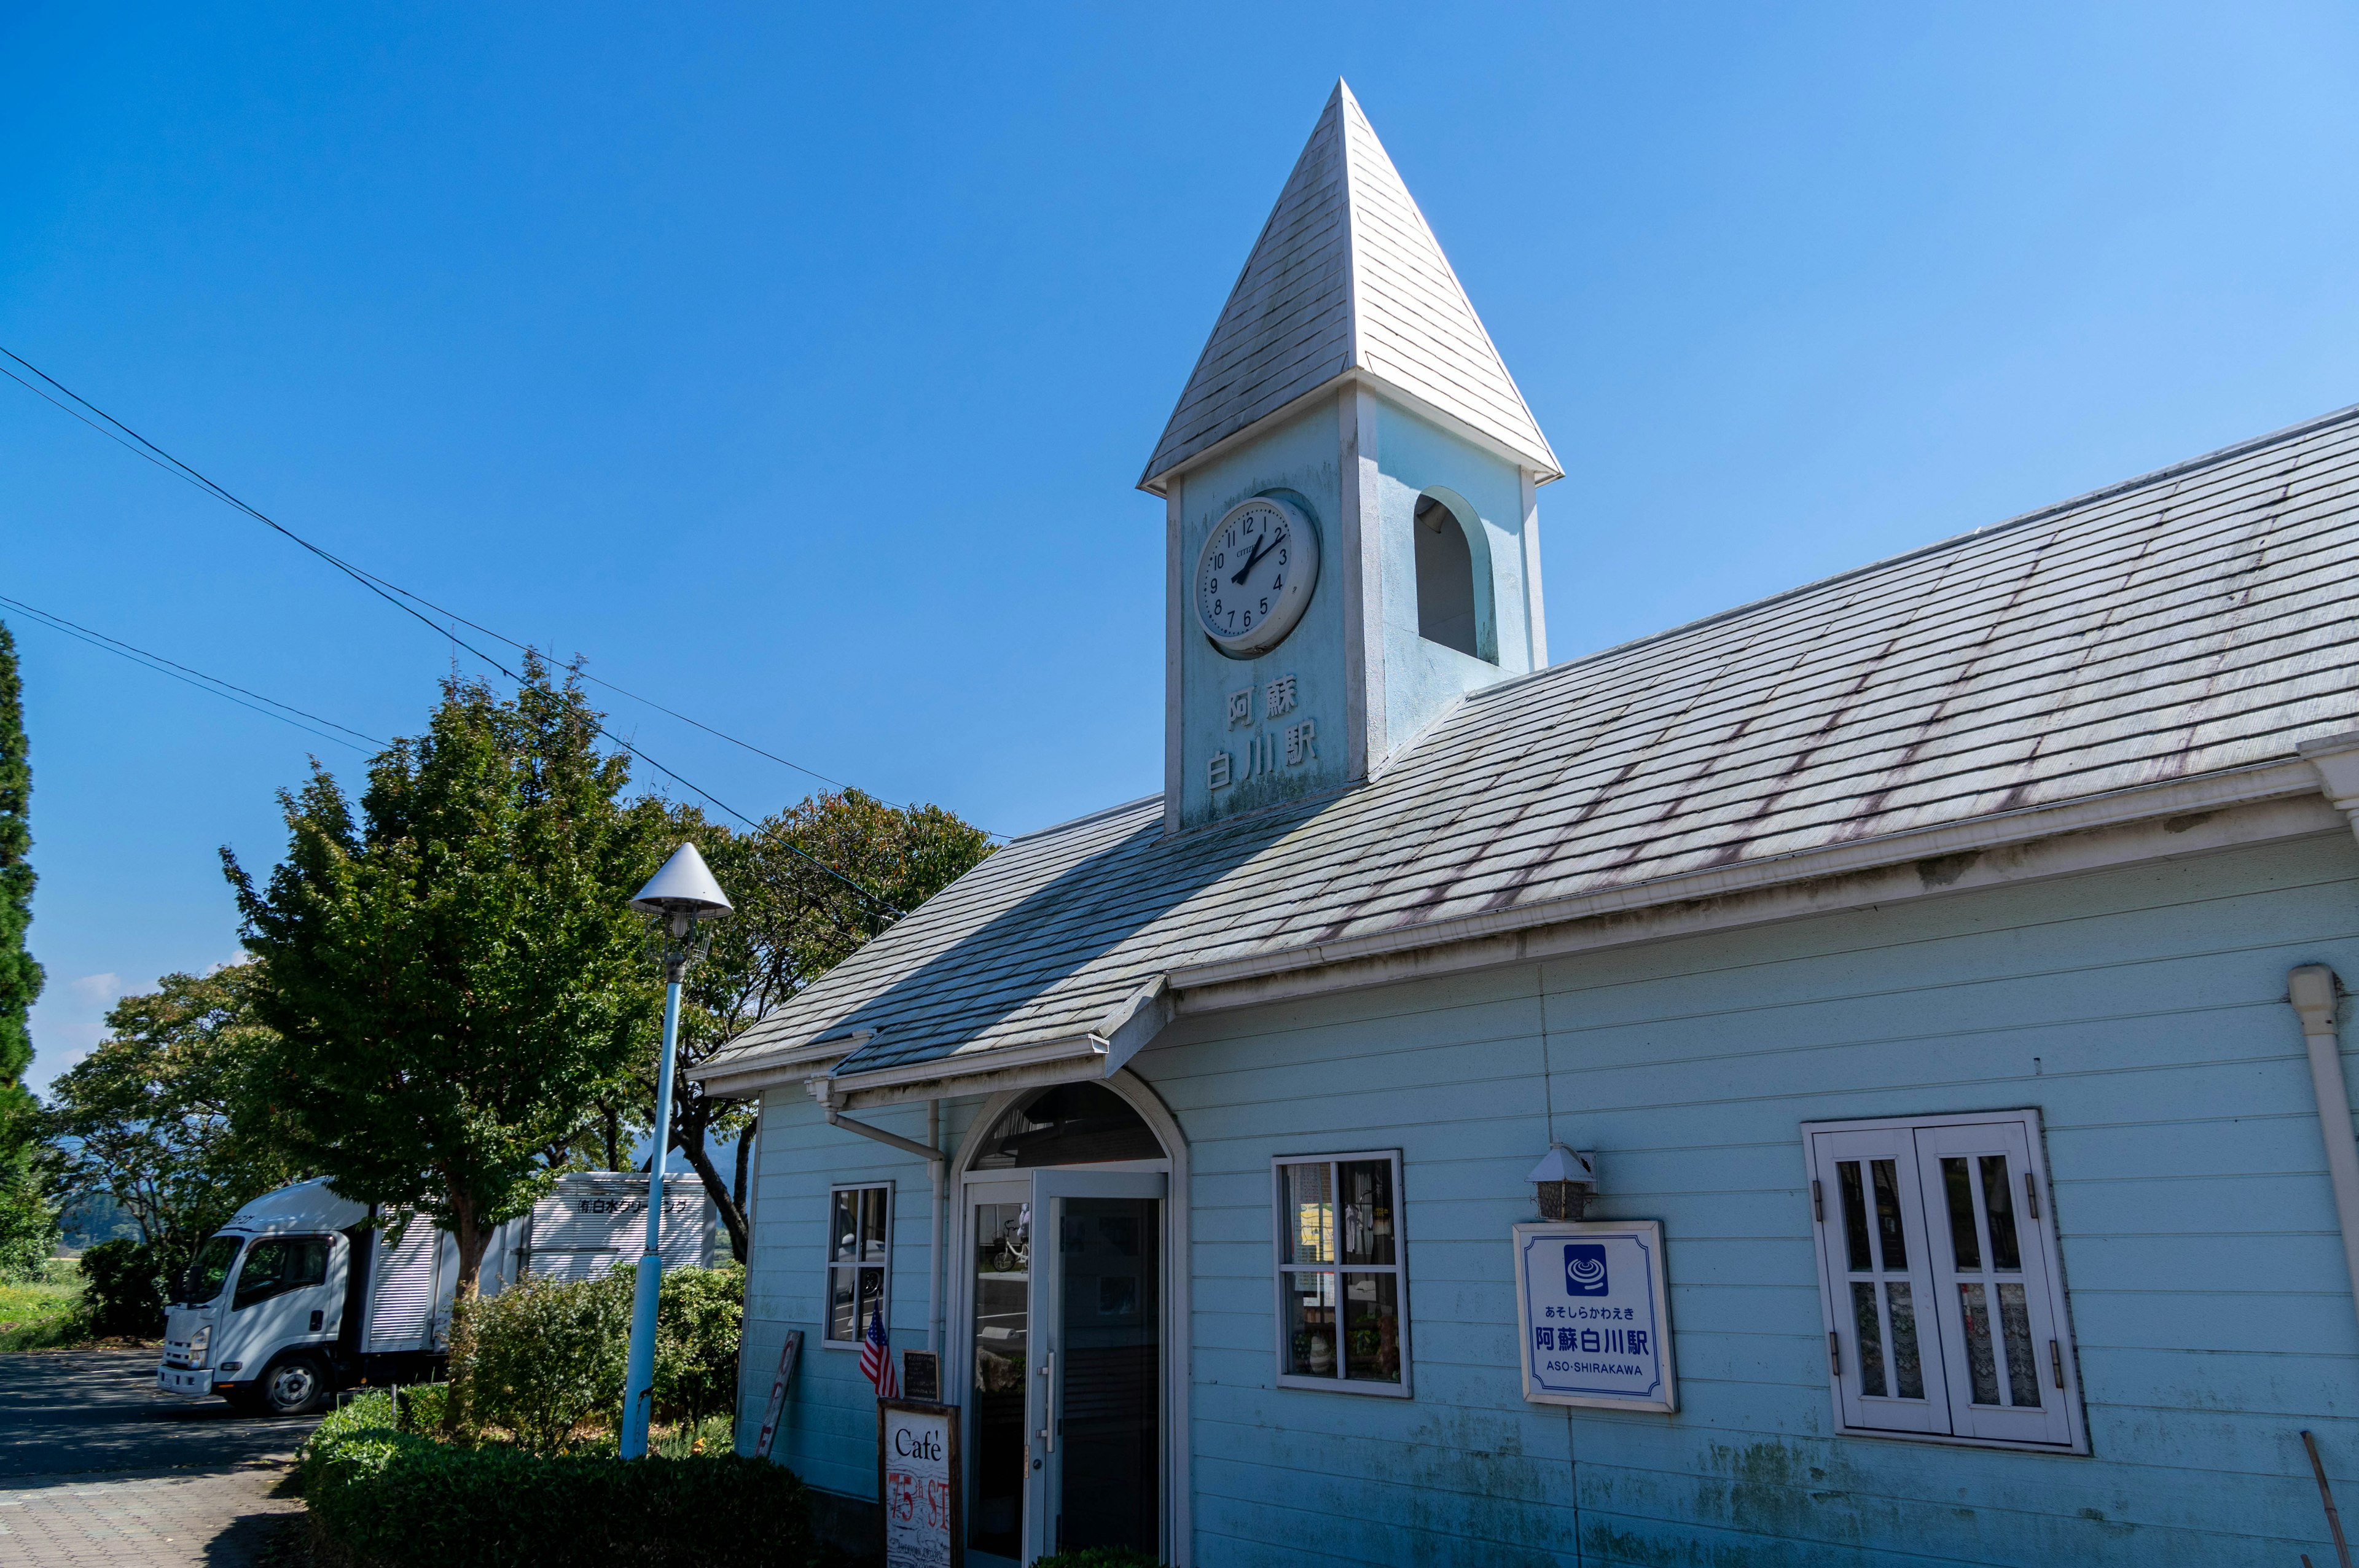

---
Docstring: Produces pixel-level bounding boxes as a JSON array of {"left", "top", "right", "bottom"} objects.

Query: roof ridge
[
  {"left": 1468, "top": 399, "right": 2359, "bottom": 707},
  {"left": 1004, "top": 792, "right": 1164, "bottom": 844}
]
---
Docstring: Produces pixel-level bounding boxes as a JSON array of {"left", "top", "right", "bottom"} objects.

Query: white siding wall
[
  {"left": 1140, "top": 829, "right": 2359, "bottom": 1567},
  {"left": 741, "top": 829, "right": 2359, "bottom": 1565},
  {"left": 736, "top": 1093, "right": 987, "bottom": 1499}
]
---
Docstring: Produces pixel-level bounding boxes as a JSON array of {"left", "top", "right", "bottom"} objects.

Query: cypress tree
[
  {"left": 0, "top": 620, "right": 53, "bottom": 1280},
  {"left": 0, "top": 620, "right": 41, "bottom": 1121}
]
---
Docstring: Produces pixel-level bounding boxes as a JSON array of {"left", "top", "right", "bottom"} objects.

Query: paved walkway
[{"left": 0, "top": 1349, "right": 318, "bottom": 1566}]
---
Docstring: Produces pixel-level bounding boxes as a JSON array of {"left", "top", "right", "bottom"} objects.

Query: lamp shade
[
  {"left": 629, "top": 841, "right": 734, "bottom": 919},
  {"left": 1527, "top": 1144, "right": 1595, "bottom": 1185}
]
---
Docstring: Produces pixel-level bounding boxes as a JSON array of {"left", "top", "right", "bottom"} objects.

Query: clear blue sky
[{"left": 7, "top": 2, "right": 2358, "bottom": 1091}]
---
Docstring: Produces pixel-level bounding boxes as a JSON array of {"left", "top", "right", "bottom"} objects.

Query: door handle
[
  {"left": 309, "top": 1309, "right": 323, "bottom": 1333},
  {"left": 1036, "top": 1351, "right": 1055, "bottom": 1453}
]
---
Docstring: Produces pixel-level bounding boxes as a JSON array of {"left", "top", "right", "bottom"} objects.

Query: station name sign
[{"left": 1511, "top": 1220, "right": 1676, "bottom": 1413}]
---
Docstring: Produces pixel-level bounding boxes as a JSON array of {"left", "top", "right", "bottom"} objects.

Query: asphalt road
[{"left": 0, "top": 1348, "right": 318, "bottom": 1565}]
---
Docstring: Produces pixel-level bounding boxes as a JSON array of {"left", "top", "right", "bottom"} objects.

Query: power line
[
  {"left": 0, "top": 346, "right": 995, "bottom": 829},
  {"left": 1, "top": 346, "right": 912, "bottom": 918},
  {"left": 0, "top": 591, "right": 385, "bottom": 753}
]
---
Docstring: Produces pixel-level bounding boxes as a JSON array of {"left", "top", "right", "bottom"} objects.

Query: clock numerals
[{"left": 1195, "top": 496, "right": 1319, "bottom": 658}]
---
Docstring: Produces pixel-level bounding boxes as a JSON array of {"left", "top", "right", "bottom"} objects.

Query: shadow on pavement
[
  {"left": 203, "top": 1470, "right": 308, "bottom": 1568},
  {"left": 0, "top": 1348, "right": 318, "bottom": 1480}
]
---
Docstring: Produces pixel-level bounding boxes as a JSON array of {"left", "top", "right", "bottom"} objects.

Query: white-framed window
[
  {"left": 1804, "top": 1110, "right": 2084, "bottom": 1453},
  {"left": 823, "top": 1182, "right": 893, "bottom": 1349},
  {"left": 1272, "top": 1150, "right": 1411, "bottom": 1397}
]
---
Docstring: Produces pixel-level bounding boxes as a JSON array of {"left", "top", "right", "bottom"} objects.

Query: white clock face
[{"left": 1194, "top": 496, "right": 1319, "bottom": 658}]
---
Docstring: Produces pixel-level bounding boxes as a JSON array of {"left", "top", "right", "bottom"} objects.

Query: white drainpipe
[
  {"left": 928, "top": 1099, "right": 943, "bottom": 1357},
  {"left": 2289, "top": 964, "right": 2359, "bottom": 1335}
]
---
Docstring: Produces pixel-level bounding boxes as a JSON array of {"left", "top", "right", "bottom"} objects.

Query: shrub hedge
[
  {"left": 303, "top": 1391, "right": 813, "bottom": 1568},
  {"left": 652, "top": 1262, "right": 745, "bottom": 1428},
  {"left": 458, "top": 1261, "right": 745, "bottom": 1451},
  {"left": 79, "top": 1238, "right": 165, "bottom": 1336},
  {"left": 463, "top": 1271, "right": 628, "bottom": 1453}
]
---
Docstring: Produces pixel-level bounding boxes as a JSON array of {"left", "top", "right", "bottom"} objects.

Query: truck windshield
[{"left": 174, "top": 1236, "right": 243, "bottom": 1305}]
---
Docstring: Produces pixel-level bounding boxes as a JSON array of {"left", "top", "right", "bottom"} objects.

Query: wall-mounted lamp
[{"left": 1529, "top": 1143, "right": 1598, "bottom": 1222}]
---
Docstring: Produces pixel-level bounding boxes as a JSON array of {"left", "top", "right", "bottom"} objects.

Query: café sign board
[
  {"left": 877, "top": 1399, "right": 961, "bottom": 1568},
  {"left": 1512, "top": 1220, "right": 1676, "bottom": 1413}
]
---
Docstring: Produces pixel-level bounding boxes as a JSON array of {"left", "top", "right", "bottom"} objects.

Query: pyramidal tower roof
[{"left": 1140, "top": 80, "right": 1561, "bottom": 493}]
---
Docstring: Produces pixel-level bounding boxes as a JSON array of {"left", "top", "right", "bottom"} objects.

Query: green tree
[
  {"left": 655, "top": 792, "right": 993, "bottom": 1261},
  {"left": 0, "top": 621, "right": 53, "bottom": 1279},
  {"left": 0, "top": 1158, "right": 55, "bottom": 1282},
  {"left": 225, "top": 658, "right": 667, "bottom": 1330},
  {"left": 43, "top": 964, "right": 302, "bottom": 1283},
  {"left": 0, "top": 622, "right": 39, "bottom": 1125}
]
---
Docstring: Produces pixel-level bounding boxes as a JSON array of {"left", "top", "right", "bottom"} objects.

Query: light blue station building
[{"left": 700, "top": 81, "right": 2359, "bottom": 1567}]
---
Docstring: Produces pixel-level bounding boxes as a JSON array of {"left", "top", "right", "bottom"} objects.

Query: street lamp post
[{"left": 620, "top": 840, "right": 733, "bottom": 1460}]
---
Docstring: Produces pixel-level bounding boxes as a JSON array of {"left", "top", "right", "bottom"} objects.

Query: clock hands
[{"left": 1229, "top": 528, "right": 1285, "bottom": 585}]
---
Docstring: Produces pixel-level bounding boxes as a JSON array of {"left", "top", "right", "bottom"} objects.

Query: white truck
[{"left": 157, "top": 1172, "right": 718, "bottom": 1416}]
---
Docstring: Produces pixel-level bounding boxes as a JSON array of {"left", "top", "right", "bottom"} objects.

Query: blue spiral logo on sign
[{"left": 1564, "top": 1243, "right": 1608, "bottom": 1296}]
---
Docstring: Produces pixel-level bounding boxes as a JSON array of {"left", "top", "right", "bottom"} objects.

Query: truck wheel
[{"left": 258, "top": 1355, "right": 329, "bottom": 1417}]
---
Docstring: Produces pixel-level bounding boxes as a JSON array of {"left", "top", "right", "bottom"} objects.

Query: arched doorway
[{"left": 951, "top": 1075, "right": 1184, "bottom": 1567}]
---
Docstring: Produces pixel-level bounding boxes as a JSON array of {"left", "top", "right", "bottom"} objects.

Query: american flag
[{"left": 860, "top": 1302, "right": 899, "bottom": 1399}]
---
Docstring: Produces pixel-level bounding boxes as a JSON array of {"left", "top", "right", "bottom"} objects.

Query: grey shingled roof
[
  {"left": 706, "top": 402, "right": 2359, "bottom": 1085},
  {"left": 1138, "top": 80, "right": 1560, "bottom": 491}
]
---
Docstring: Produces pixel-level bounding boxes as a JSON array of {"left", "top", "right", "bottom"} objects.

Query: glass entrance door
[
  {"left": 964, "top": 1168, "right": 1166, "bottom": 1566},
  {"left": 966, "top": 1178, "right": 1033, "bottom": 1566},
  {"left": 1044, "top": 1192, "right": 1161, "bottom": 1556}
]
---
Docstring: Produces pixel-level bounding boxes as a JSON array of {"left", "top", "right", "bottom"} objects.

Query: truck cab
[{"left": 159, "top": 1177, "right": 366, "bottom": 1414}]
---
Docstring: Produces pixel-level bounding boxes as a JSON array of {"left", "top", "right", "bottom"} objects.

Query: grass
[
  {"left": 464, "top": 1411, "right": 736, "bottom": 1458},
  {"left": 0, "top": 1259, "right": 89, "bottom": 1351},
  {"left": 651, "top": 1412, "right": 737, "bottom": 1459}
]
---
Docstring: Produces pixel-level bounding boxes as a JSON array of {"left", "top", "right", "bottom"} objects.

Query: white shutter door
[
  {"left": 365, "top": 1220, "right": 439, "bottom": 1352},
  {"left": 1809, "top": 1126, "right": 1950, "bottom": 1435},
  {"left": 1912, "top": 1120, "right": 2078, "bottom": 1448}
]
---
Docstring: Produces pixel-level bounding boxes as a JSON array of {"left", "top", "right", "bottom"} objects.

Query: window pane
[
  {"left": 1980, "top": 1156, "right": 2022, "bottom": 1271},
  {"left": 1997, "top": 1283, "right": 2040, "bottom": 1406},
  {"left": 1940, "top": 1158, "right": 1981, "bottom": 1271},
  {"left": 1869, "top": 1160, "right": 1909, "bottom": 1271},
  {"left": 1339, "top": 1160, "right": 1395, "bottom": 1266},
  {"left": 831, "top": 1191, "right": 858, "bottom": 1264},
  {"left": 829, "top": 1265, "right": 859, "bottom": 1343},
  {"left": 1281, "top": 1271, "right": 1338, "bottom": 1376},
  {"left": 1341, "top": 1273, "right": 1400, "bottom": 1383},
  {"left": 288, "top": 1238, "right": 329, "bottom": 1290},
  {"left": 970, "top": 1202, "right": 1029, "bottom": 1561},
  {"left": 1281, "top": 1163, "right": 1334, "bottom": 1265},
  {"left": 861, "top": 1188, "right": 889, "bottom": 1262},
  {"left": 233, "top": 1241, "right": 289, "bottom": 1308},
  {"left": 1850, "top": 1282, "right": 1888, "bottom": 1397},
  {"left": 858, "top": 1264, "right": 885, "bottom": 1334},
  {"left": 1837, "top": 1161, "right": 1872, "bottom": 1273},
  {"left": 177, "top": 1236, "right": 242, "bottom": 1305},
  {"left": 1958, "top": 1283, "right": 2000, "bottom": 1405},
  {"left": 1886, "top": 1282, "right": 1925, "bottom": 1400}
]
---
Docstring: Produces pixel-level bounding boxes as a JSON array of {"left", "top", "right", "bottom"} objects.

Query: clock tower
[{"left": 1142, "top": 80, "right": 1562, "bottom": 833}]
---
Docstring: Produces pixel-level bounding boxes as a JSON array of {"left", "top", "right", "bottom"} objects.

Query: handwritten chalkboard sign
[
  {"left": 1511, "top": 1220, "right": 1676, "bottom": 1413},
  {"left": 901, "top": 1349, "right": 940, "bottom": 1403},
  {"left": 878, "top": 1399, "right": 961, "bottom": 1568}
]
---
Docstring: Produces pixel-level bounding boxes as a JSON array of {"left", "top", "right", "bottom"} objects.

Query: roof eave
[
  {"left": 1167, "top": 754, "right": 2332, "bottom": 1003},
  {"left": 1139, "top": 367, "right": 1562, "bottom": 497}
]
